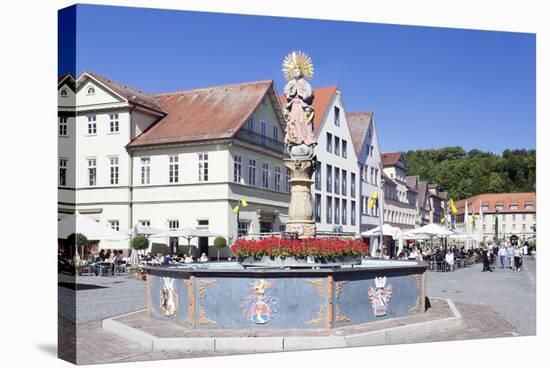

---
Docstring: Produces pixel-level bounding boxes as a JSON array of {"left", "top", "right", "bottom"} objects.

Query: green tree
[
  {"left": 131, "top": 235, "right": 149, "bottom": 251},
  {"left": 213, "top": 237, "right": 227, "bottom": 261},
  {"left": 404, "top": 146, "right": 535, "bottom": 200}
]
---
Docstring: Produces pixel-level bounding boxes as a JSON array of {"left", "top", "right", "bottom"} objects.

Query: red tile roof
[
  {"left": 381, "top": 152, "right": 404, "bottom": 167},
  {"left": 455, "top": 192, "right": 536, "bottom": 214},
  {"left": 346, "top": 112, "right": 373, "bottom": 156},
  {"left": 84, "top": 71, "right": 166, "bottom": 114},
  {"left": 279, "top": 86, "right": 338, "bottom": 136},
  {"left": 128, "top": 80, "right": 275, "bottom": 148}
]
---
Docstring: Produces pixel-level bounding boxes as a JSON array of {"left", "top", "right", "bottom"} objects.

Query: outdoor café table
[{"left": 95, "top": 263, "right": 112, "bottom": 276}]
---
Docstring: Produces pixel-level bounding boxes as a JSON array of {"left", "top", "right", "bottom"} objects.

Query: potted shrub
[
  {"left": 214, "top": 236, "right": 227, "bottom": 261},
  {"left": 131, "top": 235, "right": 149, "bottom": 253}
]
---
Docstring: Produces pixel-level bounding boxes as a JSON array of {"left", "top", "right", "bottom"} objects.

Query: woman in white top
[{"left": 445, "top": 250, "right": 455, "bottom": 272}]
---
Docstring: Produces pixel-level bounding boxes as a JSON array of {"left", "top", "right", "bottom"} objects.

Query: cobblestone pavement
[
  {"left": 427, "top": 256, "right": 536, "bottom": 336},
  {"left": 58, "top": 274, "right": 146, "bottom": 324}
]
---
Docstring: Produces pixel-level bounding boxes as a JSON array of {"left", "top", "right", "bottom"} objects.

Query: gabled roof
[
  {"left": 381, "top": 171, "right": 397, "bottom": 187},
  {"left": 279, "top": 86, "right": 338, "bottom": 136},
  {"left": 455, "top": 192, "right": 536, "bottom": 214},
  {"left": 128, "top": 80, "right": 276, "bottom": 148},
  {"left": 346, "top": 112, "right": 373, "bottom": 157},
  {"left": 82, "top": 71, "right": 166, "bottom": 114},
  {"left": 418, "top": 180, "right": 429, "bottom": 207},
  {"left": 381, "top": 152, "right": 405, "bottom": 168},
  {"left": 405, "top": 175, "right": 419, "bottom": 192}
]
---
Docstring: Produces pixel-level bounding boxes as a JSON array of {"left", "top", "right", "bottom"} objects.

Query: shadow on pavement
[{"left": 58, "top": 282, "right": 109, "bottom": 290}]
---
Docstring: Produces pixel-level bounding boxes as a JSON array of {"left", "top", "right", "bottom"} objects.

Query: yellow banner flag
[
  {"left": 440, "top": 218, "right": 445, "bottom": 224},
  {"left": 232, "top": 205, "right": 240, "bottom": 214},
  {"left": 368, "top": 199, "right": 375, "bottom": 209},
  {"left": 372, "top": 191, "right": 378, "bottom": 200},
  {"left": 241, "top": 199, "right": 248, "bottom": 207},
  {"left": 450, "top": 199, "right": 457, "bottom": 214},
  {"left": 474, "top": 214, "right": 479, "bottom": 220}
]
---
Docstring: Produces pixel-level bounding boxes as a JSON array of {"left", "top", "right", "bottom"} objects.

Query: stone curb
[{"left": 102, "top": 298, "right": 463, "bottom": 352}]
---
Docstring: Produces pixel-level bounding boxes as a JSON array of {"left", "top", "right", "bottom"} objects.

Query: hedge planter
[
  {"left": 240, "top": 255, "right": 362, "bottom": 267},
  {"left": 231, "top": 237, "right": 369, "bottom": 265}
]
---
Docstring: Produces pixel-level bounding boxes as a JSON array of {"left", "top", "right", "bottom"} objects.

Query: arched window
[
  {"left": 87, "top": 86, "right": 95, "bottom": 95},
  {"left": 60, "top": 88, "right": 68, "bottom": 97}
]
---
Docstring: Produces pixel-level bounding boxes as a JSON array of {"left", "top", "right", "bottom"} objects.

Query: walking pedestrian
[
  {"left": 482, "top": 248, "right": 493, "bottom": 272},
  {"left": 498, "top": 245, "right": 507, "bottom": 268},
  {"left": 513, "top": 246, "right": 522, "bottom": 271},
  {"left": 506, "top": 245, "right": 514, "bottom": 269}
]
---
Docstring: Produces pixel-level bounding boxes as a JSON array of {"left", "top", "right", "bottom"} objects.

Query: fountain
[{"left": 145, "top": 52, "right": 427, "bottom": 330}]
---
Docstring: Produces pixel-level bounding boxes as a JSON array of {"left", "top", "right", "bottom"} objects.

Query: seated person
[
  {"left": 184, "top": 255, "right": 194, "bottom": 263},
  {"left": 199, "top": 253, "right": 209, "bottom": 263}
]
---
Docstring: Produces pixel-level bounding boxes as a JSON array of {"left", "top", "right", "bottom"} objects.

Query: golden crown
[{"left": 282, "top": 51, "right": 314, "bottom": 81}]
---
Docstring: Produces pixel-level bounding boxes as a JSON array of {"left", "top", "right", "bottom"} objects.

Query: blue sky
[{"left": 59, "top": 4, "right": 536, "bottom": 153}]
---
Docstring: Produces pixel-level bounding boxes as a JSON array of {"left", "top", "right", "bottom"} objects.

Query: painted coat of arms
[
  {"left": 160, "top": 277, "right": 178, "bottom": 317},
  {"left": 241, "top": 279, "right": 278, "bottom": 324},
  {"left": 368, "top": 276, "right": 393, "bottom": 317}
]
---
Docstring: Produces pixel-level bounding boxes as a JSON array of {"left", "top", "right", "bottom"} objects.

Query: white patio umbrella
[
  {"left": 58, "top": 215, "right": 129, "bottom": 241},
  {"left": 123, "top": 226, "right": 164, "bottom": 236},
  {"left": 406, "top": 223, "right": 453, "bottom": 250},
  {"left": 360, "top": 224, "right": 403, "bottom": 239},
  {"left": 150, "top": 227, "right": 223, "bottom": 256},
  {"left": 406, "top": 223, "right": 454, "bottom": 237}
]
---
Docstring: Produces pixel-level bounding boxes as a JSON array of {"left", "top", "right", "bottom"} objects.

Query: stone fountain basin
[{"left": 145, "top": 259, "right": 427, "bottom": 330}]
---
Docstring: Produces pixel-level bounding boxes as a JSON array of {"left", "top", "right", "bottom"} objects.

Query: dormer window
[
  {"left": 246, "top": 115, "right": 255, "bottom": 133},
  {"left": 87, "top": 86, "right": 95, "bottom": 95},
  {"left": 510, "top": 203, "right": 518, "bottom": 210},
  {"left": 525, "top": 203, "right": 534, "bottom": 210},
  {"left": 60, "top": 88, "right": 68, "bottom": 97}
]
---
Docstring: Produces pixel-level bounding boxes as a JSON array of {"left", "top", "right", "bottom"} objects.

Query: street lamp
[{"left": 494, "top": 208, "right": 500, "bottom": 245}]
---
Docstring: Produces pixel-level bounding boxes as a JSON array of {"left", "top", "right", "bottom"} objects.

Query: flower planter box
[{"left": 240, "top": 255, "right": 362, "bottom": 267}]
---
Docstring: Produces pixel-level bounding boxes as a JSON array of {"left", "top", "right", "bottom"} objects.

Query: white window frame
[
  {"left": 274, "top": 166, "right": 281, "bottom": 191},
  {"left": 198, "top": 153, "right": 209, "bottom": 182},
  {"left": 238, "top": 221, "right": 250, "bottom": 237},
  {"left": 87, "top": 158, "right": 96, "bottom": 186},
  {"left": 248, "top": 159, "right": 256, "bottom": 186},
  {"left": 262, "top": 162, "right": 270, "bottom": 189},
  {"left": 246, "top": 115, "right": 255, "bottom": 133},
  {"left": 139, "top": 220, "right": 151, "bottom": 228},
  {"left": 168, "top": 219, "right": 179, "bottom": 230},
  {"left": 59, "top": 116, "right": 68, "bottom": 137},
  {"left": 87, "top": 115, "right": 97, "bottom": 135},
  {"left": 260, "top": 120, "right": 268, "bottom": 146},
  {"left": 109, "top": 113, "right": 119, "bottom": 133},
  {"left": 108, "top": 220, "right": 120, "bottom": 231},
  {"left": 59, "top": 158, "right": 67, "bottom": 186},
  {"left": 234, "top": 155, "right": 242, "bottom": 183},
  {"left": 109, "top": 156, "right": 119, "bottom": 185},
  {"left": 169, "top": 155, "right": 179, "bottom": 183},
  {"left": 140, "top": 157, "right": 151, "bottom": 185},
  {"left": 334, "top": 136, "right": 340, "bottom": 156},
  {"left": 272, "top": 126, "right": 278, "bottom": 141},
  {"left": 342, "top": 139, "right": 347, "bottom": 158}
]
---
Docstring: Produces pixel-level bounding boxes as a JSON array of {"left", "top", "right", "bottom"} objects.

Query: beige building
[{"left": 454, "top": 192, "right": 536, "bottom": 244}]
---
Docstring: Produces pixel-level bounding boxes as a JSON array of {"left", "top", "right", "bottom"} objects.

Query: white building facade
[
  {"left": 347, "top": 112, "right": 384, "bottom": 233},
  {"left": 58, "top": 73, "right": 289, "bottom": 257},
  {"left": 380, "top": 152, "right": 417, "bottom": 230}
]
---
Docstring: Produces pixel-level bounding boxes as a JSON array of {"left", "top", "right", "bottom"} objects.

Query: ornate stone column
[
  {"left": 281, "top": 51, "right": 317, "bottom": 239},
  {"left": 284, "top": 158, "right": 316, "bottom": 238}
]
